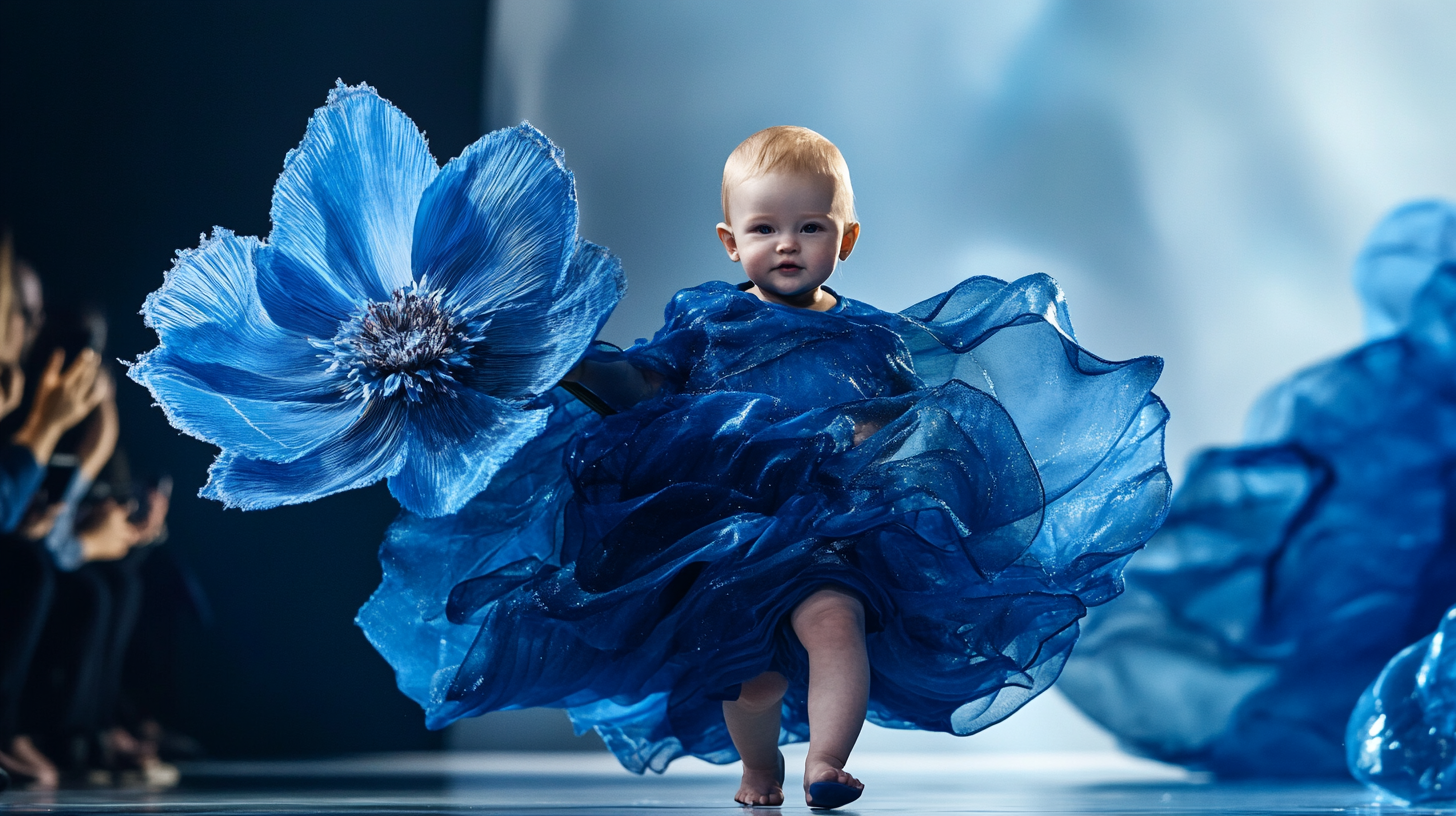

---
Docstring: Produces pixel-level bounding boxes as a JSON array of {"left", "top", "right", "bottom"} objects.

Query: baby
[
  {"left": 566, "top": 126, "right": 869, "bottom": 807},
  {"left": 711, "top": 128, "right": 868, "bottom": 806}
]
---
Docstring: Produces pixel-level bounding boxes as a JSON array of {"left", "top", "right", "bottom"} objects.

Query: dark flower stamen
[{"left": 319, "top": 281, "right": 479, "bottom": 402}]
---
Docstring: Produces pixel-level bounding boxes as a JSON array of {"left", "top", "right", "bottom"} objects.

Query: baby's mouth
[{"left": 774, "top": 263, "right": 803, "bottom": 272}]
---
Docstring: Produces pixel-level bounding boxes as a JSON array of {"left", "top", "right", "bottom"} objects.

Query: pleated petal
[
  {"left": 387, "top": 389, "right": 551, "bottom": 517},
  {"left": 130, "top": 228, "right": 362, "bottom": 462},
  {"left": 464, "top": 239, "right": 626, "bottom": 399},
  {"left": 257, "top": 81, "right": 438, "bottom": 337},
  {"left": 202, "top": 403, "right": 408, "bottom": 510},
  {"left": 131, "top": 349, "right": 363, "bottom": 464},
  {"left": 412, "top": 123, "right": 578, "bottom": 327}
]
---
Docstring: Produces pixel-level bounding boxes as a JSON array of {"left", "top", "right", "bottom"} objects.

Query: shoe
[{"left": 807, "top": 780, "right": 862, "bottom": 810}]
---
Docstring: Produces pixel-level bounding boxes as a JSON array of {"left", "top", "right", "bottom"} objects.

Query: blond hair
[{"left": 721, "top": 126, "right": 855, "bottom": 225}]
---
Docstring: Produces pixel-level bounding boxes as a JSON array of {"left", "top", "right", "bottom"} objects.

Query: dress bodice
[{"left": 627, "top": 282, "right": 921, "bottom": 413}]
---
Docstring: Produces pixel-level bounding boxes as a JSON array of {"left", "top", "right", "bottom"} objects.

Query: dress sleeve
[
  {"left": 621, "top": 288, "right": 708, "bottom": 391},
  {"left": 0, "top": 443, "right": 44, "bottom": 534}
]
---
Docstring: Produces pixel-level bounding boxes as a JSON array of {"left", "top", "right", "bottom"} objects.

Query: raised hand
[
  {"left": 77, "top": 378, "right": 119, "bottom": 480},
  {"left": 13, "top": 348, "right": 107, "bottom": 464},
  {"left": 77, "top": 498, "right": 140, "bottom": 562},
  {"left": 132, "top": 478, "right": 172, "bottom": 546}
]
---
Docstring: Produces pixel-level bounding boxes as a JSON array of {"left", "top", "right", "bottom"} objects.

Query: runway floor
[{"left": 0, "top": 750, "right": 1433, "bottom": 815}]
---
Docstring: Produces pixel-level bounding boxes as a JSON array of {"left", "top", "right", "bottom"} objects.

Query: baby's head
[{"left": 717, "top": 127, "right": 860, "bottom": 310}]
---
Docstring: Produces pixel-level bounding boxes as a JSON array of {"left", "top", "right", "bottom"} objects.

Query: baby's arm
[{"left": 562, "top": 357, "right": 662, "bottom": 413}]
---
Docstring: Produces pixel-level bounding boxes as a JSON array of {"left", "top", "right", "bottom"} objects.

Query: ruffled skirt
[{"left": 363, "top": 389, "right": 1167, "bottom": 771}]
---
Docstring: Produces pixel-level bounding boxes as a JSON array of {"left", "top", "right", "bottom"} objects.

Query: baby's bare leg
[
  {"left": 724, "top": 671, "right": 788, "bottom": 806},
  {"left": 791, "top": 587, "right": 868, "bottom": 802}
]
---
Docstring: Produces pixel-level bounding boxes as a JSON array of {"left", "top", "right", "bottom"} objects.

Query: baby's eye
[
  {"left": 752, "top": 225, "right": 773, "bottom": 235},
  {"left": 802, "top": 224, "right": 822, "bottom": 234}
]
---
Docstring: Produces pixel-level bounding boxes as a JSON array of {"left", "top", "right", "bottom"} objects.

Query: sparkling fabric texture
[
  {"left": 130, "top": 83, "right": 624, "bottom": 517},
  {"left": 1058, "top": 200, "right": 1456, "bottom": 777},
  {"left": 359, "top": 276, "right": 1171, "bottom": 773}
]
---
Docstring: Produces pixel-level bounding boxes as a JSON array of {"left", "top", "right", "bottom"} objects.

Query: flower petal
[
  {"left": 412, "top": 123, "right": 578, "bottom": 324},
  {"left": 202, "top": 403, "right": 408, "bottom": 510},
  {"left": 257, "top": 82, "right": 438, "bottom": 337},
  {"left": 141, "top": 229, "right": 315, "bottom": 375},
  {"left": 130, "top": 229, "right": 361, "bottom": 462},
  {"left": 387, "top": 389, "right": 551, "bottom": 517},
  {"left": 465, "top": 239, "right": 627, "bottom": 399},
  {"left": 131, "top": 348, "right": 363, "bottom": 463}
]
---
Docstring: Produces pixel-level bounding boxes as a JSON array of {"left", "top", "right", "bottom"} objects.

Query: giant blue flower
[{"left": 131, "top": 82, "right": 625, "bottom": 517}]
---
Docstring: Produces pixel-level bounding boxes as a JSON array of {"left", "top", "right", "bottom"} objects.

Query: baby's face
[{"left": 718, "top": 172, "right": 857, "bottom": 306}]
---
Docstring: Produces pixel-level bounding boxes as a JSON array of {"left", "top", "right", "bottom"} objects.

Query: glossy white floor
[{"left": 0, "top": 748, "right": 1426, "bottom": 815}]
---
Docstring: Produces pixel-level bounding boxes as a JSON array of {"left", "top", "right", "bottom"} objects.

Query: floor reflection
[{"left": 0, "top": 750, "right": 1397, "bottom": 814}]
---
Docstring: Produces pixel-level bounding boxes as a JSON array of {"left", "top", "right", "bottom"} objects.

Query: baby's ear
[
  {"left": 716, "top": 223, "right": 740, "bottom": 262},
  {"left": 839, "top": 222, "right": 861, "bottom": 261}
]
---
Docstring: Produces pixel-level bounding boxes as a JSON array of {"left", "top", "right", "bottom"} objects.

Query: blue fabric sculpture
[
  {"left": 1058, "top": 200, "right": 1456, "bottom": 777},
  {"left": 134, "top": 83, "right": 1174, "bottom": 775},
  {"left": 1349, "top": 605, "right": 1456, "bottom": 803},
  {"left": 129, "top": 82, "right": 625, "bottom": 517}
]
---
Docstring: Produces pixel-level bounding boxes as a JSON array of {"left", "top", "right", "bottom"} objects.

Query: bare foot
[
  {"left": 735, "top": 761, "right": 785, "bottom": 807},
  {"left": 3, "top": 736, "right": 58, "bottom": 789},
  {"left": 804, "top": 758, "right": 862, "bottom": 805},
  {"left": 0, "top": 749, "right": 36, "bottom": 786}
]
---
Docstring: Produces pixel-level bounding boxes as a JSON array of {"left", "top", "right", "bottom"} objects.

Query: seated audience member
[
  {"left": 13, "top": 307, "right": 174, "bottom": 788},
  {"left": 0, "top": 251, "right": 115, "bottom": 789}
]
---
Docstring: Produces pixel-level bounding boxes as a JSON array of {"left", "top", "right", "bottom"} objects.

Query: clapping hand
[{"left": 12, "top": 348, "right": 108, "bottom": 465}]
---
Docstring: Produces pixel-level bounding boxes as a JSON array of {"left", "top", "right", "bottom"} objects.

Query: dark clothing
[
  {"left": 120, "top": 548, "right": 204, "bottom": 730},
  {"left": 0, "top": 441, "right": 51, "bottom": 744},
  {"left": 21, "top": 553, "right": 145, "bottom": 747},
  {"left": 0, "top": 538, "right": 55, "bottom": 743}
]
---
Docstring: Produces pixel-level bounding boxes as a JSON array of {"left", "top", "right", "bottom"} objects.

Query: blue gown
[
  {"left": 358, "top": 275, "right": 1171, "bottom": 773},
  {"left": 1058, "top": 200, "right": 1456, "bottom": 777}
]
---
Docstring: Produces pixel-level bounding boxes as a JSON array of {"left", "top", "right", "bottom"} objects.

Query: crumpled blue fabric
[
  {"left": 1058, "top": 199, "right": 1456, "bottom": 777},
  {"left": 129, "top": 82, "right": 624, "bottom": 517},
  {"left": 1348, "top": 605, "right": 1456, "bottom": 803},
  {"left": 358, "top": 276, "right": 1171, "bottom": 773}
]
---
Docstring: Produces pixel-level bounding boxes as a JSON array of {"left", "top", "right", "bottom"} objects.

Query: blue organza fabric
[
  {"left": 359, "top": 276, "right": 1171, "bottom": 772},
  {"left": 1058, "top": 200, "right": 1456, "bottom": 777},
  {"left": 1349, "top": 605, "right": 1456, "bottom": 803}
]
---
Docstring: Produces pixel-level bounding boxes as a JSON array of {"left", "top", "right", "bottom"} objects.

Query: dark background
[{"left": 1, "top": 0, "right": 488, "bottom": 756}]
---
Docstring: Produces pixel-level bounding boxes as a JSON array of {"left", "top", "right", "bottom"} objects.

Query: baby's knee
[
  {"left": 791, "top": 588, "right": 866, "bottom": 641},
  {"left": 734, "top": 671, "right": 788, "bottom": 712}
]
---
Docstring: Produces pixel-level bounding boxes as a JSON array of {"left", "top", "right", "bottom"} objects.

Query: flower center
[{"left": 319, "top": 283, "right": 478, "bottom": 402}]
